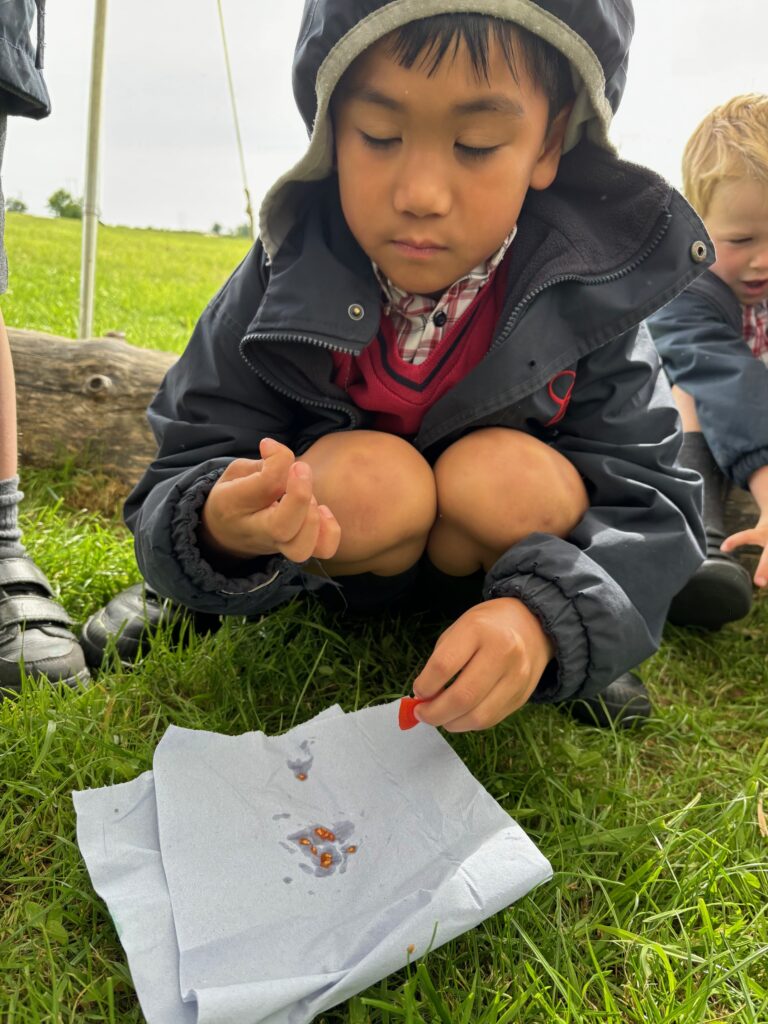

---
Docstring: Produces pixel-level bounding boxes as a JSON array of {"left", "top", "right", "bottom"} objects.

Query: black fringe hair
[{"left": 387, "top": 15, "right": 575, "bottom": 126}]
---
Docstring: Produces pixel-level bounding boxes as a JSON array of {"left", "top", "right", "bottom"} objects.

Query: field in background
[
  {"left": 1, "top": 215, "right": 766, "bottom": 1023},
  {"left": 2, "top": 213, "right": 250, "bottom": 352}
]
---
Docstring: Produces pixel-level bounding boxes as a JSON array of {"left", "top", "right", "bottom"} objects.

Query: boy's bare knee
[
  {"left": 303, "top": 431, "right": 436, "bottom": 567},
  {"left": 433, "top": 428, "right": 588, "bottom": 560}
]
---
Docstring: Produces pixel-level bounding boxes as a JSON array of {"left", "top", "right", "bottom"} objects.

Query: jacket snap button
[
  {"left": 690, "top": 240, "right": 708, "bottom": 263},
  {"left": 348, "top": 303, "right": 364, "bottom": 321}
]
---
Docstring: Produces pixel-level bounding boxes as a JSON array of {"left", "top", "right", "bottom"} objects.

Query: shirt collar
[{"left": 374, "top": 226, "right": 517, "bottom": 318}]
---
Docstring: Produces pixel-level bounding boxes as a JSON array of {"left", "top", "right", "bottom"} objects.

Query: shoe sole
[{"left": 0, "top": 665, "right": 91, "bottom": 698}]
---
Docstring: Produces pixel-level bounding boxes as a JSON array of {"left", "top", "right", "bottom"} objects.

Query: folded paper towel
[{"left": 73, "top": 702, "right": 551, "bottom": 1023}]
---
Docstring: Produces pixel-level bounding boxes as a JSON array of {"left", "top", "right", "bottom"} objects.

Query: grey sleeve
[{"left": 648, "top": 287, "right": 768, "bottom": 488}]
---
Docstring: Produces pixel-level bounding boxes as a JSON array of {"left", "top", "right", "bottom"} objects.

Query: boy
[
  {"left": 0, "top": 0, "right": 90, "bottom": 691},
  {"left": 84, "top": 0, "right": 707, "bottom": 730},
  {"left": 647, "top": 95, "right": 768, "bottom": 630}
]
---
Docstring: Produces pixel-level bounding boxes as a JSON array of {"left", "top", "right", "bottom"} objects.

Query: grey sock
[
  {"left": 0, "top": 475, "right": 26, "bottom": 557},
  {"left": 678, "top": 432, "right": 726, "bottom": 536}
]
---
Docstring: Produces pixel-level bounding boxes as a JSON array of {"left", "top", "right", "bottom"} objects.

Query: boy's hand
[
  {"left": 199, "top": 438, "right": 341, "bottom": 563},
  {"left": 411, "top": 598, "right": 554, "bottom": 732},
  {"left": 721, "top": 517, "right": 768, "bottom": 587}
]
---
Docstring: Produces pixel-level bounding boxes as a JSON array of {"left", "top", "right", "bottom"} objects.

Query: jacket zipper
[
  {"left": 491, "top": 211, "right": 673, "bottom": 351},
  {"left": 240, "top": 332, "right": 362, "bottom": 427}
]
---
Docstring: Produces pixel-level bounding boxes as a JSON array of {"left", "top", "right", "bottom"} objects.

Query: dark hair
[{"left": 387, "top": 15, "right": 574, "bottom": 127}]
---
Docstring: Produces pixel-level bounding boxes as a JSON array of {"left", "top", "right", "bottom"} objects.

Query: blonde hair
[{"left": 682, "top": 94, "right": 768, "bottom": 218}]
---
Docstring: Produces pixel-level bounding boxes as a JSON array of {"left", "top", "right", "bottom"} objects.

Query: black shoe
[
  {"left": 80, "top": 582, "right": 221, "bottom": 668},
  {"left": 561, "top": 671, "right": 652, "bottom": 729},
  {"left": 0, "top": 556, "right": 90, "bottom": 694},
  {"left": 667, "top": 528, "right": 752, "bottom": 630}
]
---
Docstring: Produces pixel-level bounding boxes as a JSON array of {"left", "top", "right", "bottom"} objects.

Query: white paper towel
[{"left": 74, "top": 701, "right": 551, "bottom": 1023}]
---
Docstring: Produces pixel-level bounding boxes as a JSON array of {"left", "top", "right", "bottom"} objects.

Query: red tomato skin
[{"left": 398, "top": 697, "right": 428, "bottom": 730}]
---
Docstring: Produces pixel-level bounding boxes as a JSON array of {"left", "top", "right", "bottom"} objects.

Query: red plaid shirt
[
  {"left": 743, "top": 299, "right": 768, "bottom": 365},
  {"left": 374, "top": 228, "right": 516, "bottom": 365}
]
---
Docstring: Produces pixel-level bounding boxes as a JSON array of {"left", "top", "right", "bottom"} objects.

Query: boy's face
[
  {"left": 706, "top": 177, "right": 768, "bottom": 306},
  {"left": 333, "top": 32, "right": 569, "bottom": 296}
]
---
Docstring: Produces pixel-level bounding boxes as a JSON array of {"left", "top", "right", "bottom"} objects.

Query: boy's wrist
[
  {"left": 511, "top": 597, "right": 555, "bottom": 667},
  {"left": 197, "top": 519, "right": 260, "bottom": 574}
]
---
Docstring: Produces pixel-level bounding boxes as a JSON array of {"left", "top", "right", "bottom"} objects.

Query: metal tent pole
[
  {"left": 78, "top": 0, "right": 108, "bottom": 339},
  {"left": 217, "top": 0, "right": 254, "bottom": 239}
]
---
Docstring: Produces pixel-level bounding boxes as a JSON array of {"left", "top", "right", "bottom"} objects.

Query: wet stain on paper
[
  {"left": 286, "top": 820, "right": 358, "bottom": 877},
  {"left": 287, "top": 739, "right": 314, "bottom": 780}
]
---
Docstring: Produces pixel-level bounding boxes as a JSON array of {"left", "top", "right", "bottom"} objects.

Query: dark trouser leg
[{"left": 667, "top": 433, "right": 752, "bottom": 629}]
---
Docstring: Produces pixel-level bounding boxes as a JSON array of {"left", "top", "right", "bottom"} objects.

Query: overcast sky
[{"left": 2, "top": 0, "right": 766, "bottom": 233}]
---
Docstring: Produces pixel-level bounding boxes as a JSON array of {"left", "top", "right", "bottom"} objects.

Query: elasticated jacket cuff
[
  {"left": 170, "top": 471, "right": 284, "bottom": 598},
  {"left": 730, "top": 448, "right": 768, "bottom": 491},
  {"left": 484, "top": 566, "right": 589, "bottom": 703},
  {"left": 483, "top": 534, "right": 658, "bottom": 704}
]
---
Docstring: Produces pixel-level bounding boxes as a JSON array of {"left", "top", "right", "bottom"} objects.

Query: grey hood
[{"left": 259, "top": 0, "right": 634, "bottom": 258}]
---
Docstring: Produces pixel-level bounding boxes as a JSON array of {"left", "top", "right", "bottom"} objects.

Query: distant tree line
[
  {"left": 4, "top": 190, "right": 84, "bottom": 218},
  {"left": 210, "top": 221, "right": 251, "bottom": 238},
  {"left": 47, "top": 189, "right": 84, "bottom": 219},
  {"left": 7, "top": 189, "right": 252, "bottom": 237}
]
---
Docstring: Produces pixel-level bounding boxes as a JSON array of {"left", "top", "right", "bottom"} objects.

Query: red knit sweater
[{"left": 331, "top": 261, "right": 509, "bottom": 436}]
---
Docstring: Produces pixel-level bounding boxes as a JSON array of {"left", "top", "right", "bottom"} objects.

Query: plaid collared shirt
[
  {"left": 374, "top": 228, "right": 516, "bottom": 365},
  {"left": 743, "top": 299, "right": 768, "bottom": 366}
]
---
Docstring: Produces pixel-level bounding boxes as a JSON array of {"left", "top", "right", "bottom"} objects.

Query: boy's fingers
[
  {"left": 721, "top": 528, "right": 759, "bottom": 552},
  {"left": 722, "top": 528, "right": 768, "bottom": 585},
  {"left": 259, "top": 436, "right": 292, "bottom": 460},
  {"left": 720, "top": 534, "right": 740, "bottom": 552},
  {"left": 441, "top": 682, "right": 525, "bottom": 733},
  {"left": 411, "top": 630, "right": 475, "bottom": 701},
  {"left": 256, "top": 438, "right": 297, "bottom": 495},
  {"left": 219, "top": 457, "right": 264, "bottom": 482},
  {"left": 754, "top": 547, "right": 768, "bottom": 588},
  {"left": 227, "top": 445, "right": 297, "bottom": 511},
  {"left": 219, "top": 437, "right": 294, "bottom": 486},
  {"left": 276, "top": 502, "right": 324, "bottom": 563},
  {"left": 280, "top": 504, "right": 342, "bottom": 563},
  {"left": 314, "top": 505, "right": 342, "bottom": 560},
  {"left": 414, "top": 652, "right": 497, "bottom": 728},
  {"left": 258, "top": 462, "right": 316, "bottom": 545}
]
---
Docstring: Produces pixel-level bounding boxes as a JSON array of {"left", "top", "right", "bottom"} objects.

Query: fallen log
[{"left": 9, "top": 327, "right": 176, "bottom": 487}]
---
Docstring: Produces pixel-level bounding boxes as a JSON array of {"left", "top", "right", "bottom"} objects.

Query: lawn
[
  {"left": 2, "top": 213, "right": 251, "bottom": 351},
  {"left": 1, "top": 215, "right": 766, "bottom": 1023}
]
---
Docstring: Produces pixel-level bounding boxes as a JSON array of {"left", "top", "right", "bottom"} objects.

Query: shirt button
[{"left": 433, "top": 311, "right": 447, "bottom": 327}]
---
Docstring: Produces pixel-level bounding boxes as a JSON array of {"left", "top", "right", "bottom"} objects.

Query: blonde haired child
[{"left": 649, "top": 94, "right": 768, "bottom": 628}]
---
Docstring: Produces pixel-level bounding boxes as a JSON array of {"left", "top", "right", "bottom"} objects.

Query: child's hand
[
  {"left": 199, "top": 438, "right": 341, "bottom": 563},
  {"left": 721, "top": 517, "right": 768, "bottom": 587},
  {"left": 411, "top": 598, "right": 554, "bottom": 732}
]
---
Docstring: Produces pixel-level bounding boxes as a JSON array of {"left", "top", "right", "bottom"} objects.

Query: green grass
[
  {"left": 1, "top": 217, "right": 767, "bottom": 1023},
  {"left": 2, "top": 213, "right": 250, "bottom": 351}
]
